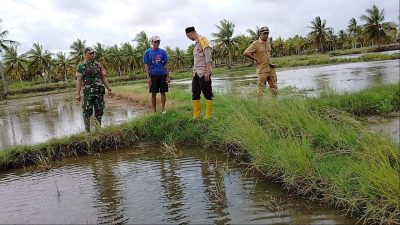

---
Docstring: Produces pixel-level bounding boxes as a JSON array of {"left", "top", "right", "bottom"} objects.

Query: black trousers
[{"left": 192, "top": 73, "right": 213, "bottom": 100}]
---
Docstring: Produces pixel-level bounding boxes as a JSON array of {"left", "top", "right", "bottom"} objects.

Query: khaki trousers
[{"left": 257, "top": 68, "right": 277, "bottom": 96}]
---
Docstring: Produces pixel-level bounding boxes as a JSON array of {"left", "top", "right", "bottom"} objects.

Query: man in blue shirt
[{"left": 144, "top": 36, "right": 171, "bottom": 113}]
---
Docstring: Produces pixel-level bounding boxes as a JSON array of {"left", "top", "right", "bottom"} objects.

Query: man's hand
[
  {"left": 76, "top": 94, "right": 81, "bottom": 102},
  {"left": 204, "top": 73, "right": 210, "bottom": 82},
  {"left": 147, "top": 77, "right": 152, "bottom": 86},
  {"left": 255, "top": 59, "right": 261, "bottom": 66},
  {"left": 107, "top": 88, "right": 113, "bottom": 97}
]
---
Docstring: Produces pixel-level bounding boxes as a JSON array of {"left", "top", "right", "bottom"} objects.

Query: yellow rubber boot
[
  {"left": 192, "top": 100, "right": 201, "bottom": 119},
  {"left": 204, "top": 100, "right": 213, "bottom": 119}
]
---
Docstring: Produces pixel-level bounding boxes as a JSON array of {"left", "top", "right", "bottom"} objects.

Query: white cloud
[{"left": 1, "top": 0, "right": 398, "bottom": 54}]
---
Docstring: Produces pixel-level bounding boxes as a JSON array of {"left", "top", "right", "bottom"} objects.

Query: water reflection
[
  {"left": 159, "top": 158, "right": 189, "bottom": 223},
  {"left": 90, "top": 157, "right": 127, "bottom": 224},
  {"left": 0, "top": 148, "right": 356, "bottom": 224},
  {"left": 0, "top": 93, "right": 140, "bottom": 150},
  {"left": 173, "top": 59, "right": 399, "bottom": 95},
  {"left": 368, "top": 116, "right": 400, "bottom": 143}
]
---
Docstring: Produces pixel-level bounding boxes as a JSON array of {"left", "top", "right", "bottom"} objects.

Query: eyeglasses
[
  {"left": 153, "top": 40, "right": 160, "bottom": 43},
  {"left": 88, "top": 52, "right": 95, "bottom": 55},
  {"left": 262, "top": 32, "right": 269, "bottom": 35}
]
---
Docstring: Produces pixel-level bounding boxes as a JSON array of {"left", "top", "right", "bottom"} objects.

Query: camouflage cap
[{"left": 259, "top": 26, "right": 269, "bottom": 34}]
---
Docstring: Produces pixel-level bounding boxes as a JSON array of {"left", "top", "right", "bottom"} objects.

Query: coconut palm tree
[
  {"left": 212, "top": 19, "right": 238, "bottom": 66},
  {"left": 26, "top": 43, "right": 53, "bottom": 83},
  {"left": 292, "top": 35, "right": 307, "bottom": 55},
  {"left": 133, "top": 31, "right": 151, "bottom": 53},
  {"left": 54, "top": 52, "right": 73, "bottom": 82},
  {"left": 308, "top": 16, "right": 331, "bottom": 53},
  {"left": 3, "top": 47, "right": 27, "bottom": 87},
  {"left": 235, "top": 34, "right": 252, "bottom": 63},
  {"left": 326, "top": 28, "right": 338, "bottom": 51},
  {"left": 337, "top": 30, "right": 348, "bottom": 50},
  {"left": 347, "top": 18, "right": 362, "bottom": 48},
  {"left": 360, "top": 5, "right": 395, "bottom": 46},
  {"left": 70, "top": 38, "right": 86, "bottom": 64},
  {"left": 0, "top": 19, "right": 18, "bottom": 96},
  {"left": 94, "top": 42, "right": 107, "bottom": 68},
  {"left": 246, "top": 26, "right": 261, "bottom": 41},
  {"left": 107, "top": 44, "right": 123, "bottom": 76},
  {"left": 169, "top": 47, "right": 188, "bottom": 71},
  {"left": 121, "top": 42, "right": 141, "bottom": 75},
  {"left": 272, "top": 37, "right": 285, "bottom": 57}
]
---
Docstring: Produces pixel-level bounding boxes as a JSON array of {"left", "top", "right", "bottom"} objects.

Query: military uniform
[{"left": 77, "top": 60, "right": 106, "bottom": 129}]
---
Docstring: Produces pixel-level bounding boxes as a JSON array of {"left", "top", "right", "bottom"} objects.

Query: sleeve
[
  {"left": 244, "top": 41, "right": 257, "bottom": 55},
  {"left": 163, "top": 50, "right": 169, "bottom": 64},
  {"left": 203, "top": 47, "right": 212, "bottom": 64},
  {"left": 76, "top": 64, "right": 83, "bottom": 78},
  {"left": 143, "top": 50, "right": 149, "bottom": 64},
  {"left": 199, "top": 36, "right": 210, "bottom": 50}
]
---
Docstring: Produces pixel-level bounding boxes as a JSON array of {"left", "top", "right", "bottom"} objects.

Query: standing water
[
  {"left": 0, "top": 148, "right": 357, "bottom": 224},
  {"left": 0, "top": 93, "right": 141, "bottom": 150},
  {"left": 1, "top": 60, "right": 398, "bottom": 150}
]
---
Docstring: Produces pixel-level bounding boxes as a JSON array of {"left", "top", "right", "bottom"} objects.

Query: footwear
[
  {"left": 192, "top": 100, "right": 201, "bottom": 119},
  {"left": 162, "top": 110, "right": 167, "bottom": 114},
  {"left": 204, "top": 100, "right": 213, "bottom": 119}
]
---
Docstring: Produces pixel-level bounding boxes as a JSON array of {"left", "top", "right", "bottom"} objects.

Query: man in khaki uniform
[{"left": 244, "top": 26, "right": 277, "bottom": 97}]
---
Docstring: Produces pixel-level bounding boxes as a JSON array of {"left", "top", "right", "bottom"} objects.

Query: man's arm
[
  {"left": 244, "top": 43, "right": 260, "bottom": 65},
  {"left": 101, "top": 76, "right": 112, "bottom": 93},
  {"left": 164, "top": 51, "right": 171, "bottom": 82},
  {"left": 144, "top": 64, "right": 151, "bottom": 86},
  {"left": 75, "top": 75, "right": 82, "bottom": 102},
  {"left": 100, "top": 65, "right": 112, "bottom": 93},
  {"left": 204, "top": 47, "right": 212, "bottom": 81},
  {"left": 165, "top": 63, "right": 171, "bottom": 82}
]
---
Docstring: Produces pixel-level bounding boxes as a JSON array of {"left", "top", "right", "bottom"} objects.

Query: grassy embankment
[
  {"left": 1, "top": 50, "right": 399, "bottom": 100},
  {"left": 329, "top": 43, "right": 399, "bottom": 56},
  {"left": 0, "top": 82, "right": 399, "bottom": 224}
]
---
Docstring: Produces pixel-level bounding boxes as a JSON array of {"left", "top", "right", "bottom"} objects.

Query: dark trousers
[{"left": 192, "top": 73, "right": 213, "bottom": 100}]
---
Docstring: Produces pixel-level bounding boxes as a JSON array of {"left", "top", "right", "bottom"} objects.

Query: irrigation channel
[
  {"left": 0, "top": 148, "right": 357, "bottom": 224},
  {"left": 1, "top": 59, "right": 398, "bottom": 150}
]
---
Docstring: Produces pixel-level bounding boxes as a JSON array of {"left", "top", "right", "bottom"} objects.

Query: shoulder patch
[{"left": 199, "top": 36, "right": 209, "bottom": 50}]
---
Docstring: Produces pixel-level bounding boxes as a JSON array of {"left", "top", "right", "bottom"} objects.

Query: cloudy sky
[{"left": 1, "top": 0, "right": 398, "bottom": 54}]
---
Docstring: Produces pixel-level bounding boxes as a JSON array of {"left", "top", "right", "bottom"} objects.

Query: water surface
[
  {"left": 0, "top": 148, "right": 356, "bottom": 224},
  {"left": 0, "top": 93, "right": 141, "bottom": 150}
]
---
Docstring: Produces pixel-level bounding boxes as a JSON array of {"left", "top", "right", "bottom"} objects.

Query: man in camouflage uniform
[
  {"left": 185, "top": 26, "right": 214, "bottom": 119},
  {"left": 75, "top": 47, "right": 112, "bottom": 132},
  {"left": 244, "top": 26, "right": 278, "bottom": 97}
]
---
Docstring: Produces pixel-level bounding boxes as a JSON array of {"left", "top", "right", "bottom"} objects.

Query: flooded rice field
[
  {"left": 0, "top": 148, "right": 356, "bottom": 224},
  {"left": 173, "top": 59, "right": 399, "bottom": 95},
  {"left": 0, "top": 60, "right": 398, "bottom": 150},
  {"left": 0, "top": 94, "right": 142, "bottom": 150}
]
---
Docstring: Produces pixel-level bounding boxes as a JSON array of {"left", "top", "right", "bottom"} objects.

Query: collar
[
  {"left": 84, "top": 59, "right": 95, "bottom": 64},
  {"left": 258, "top": 38, "right": 268, "bottom": 44}
]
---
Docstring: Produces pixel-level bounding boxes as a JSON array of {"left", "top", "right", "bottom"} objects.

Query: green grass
[
  {"left": 0, "top": 83, "right": 399, "bottom": 224},
  {"left": 308, "top": 84, "right": 400, "bottom": 116},
  {"left": 329, "top": 44, "right": 399, "bottom": 56}
]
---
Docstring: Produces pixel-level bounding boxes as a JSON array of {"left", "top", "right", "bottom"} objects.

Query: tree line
[{"left": 0, "top": 4, "right": 398, "bottom": 90}]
